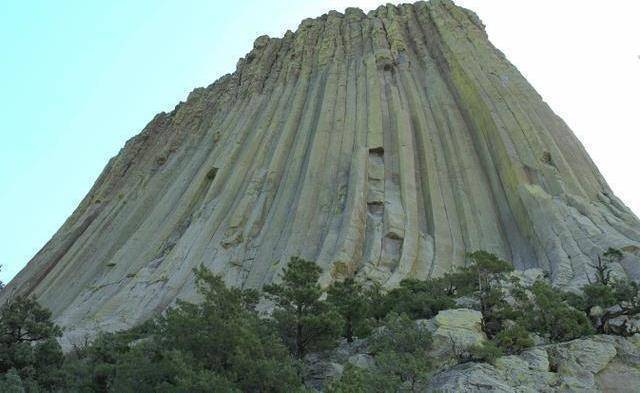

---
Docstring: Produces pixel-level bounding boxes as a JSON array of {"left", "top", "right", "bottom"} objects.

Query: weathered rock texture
[
  {"left": 304, "top": 310, "right": 640, "bottom": 392},
  {"left": 3, "top": 0, "right": 640, "bottom": 339},
  {"left": 427, "top": 334, "right": 640, "bottom": 392}
]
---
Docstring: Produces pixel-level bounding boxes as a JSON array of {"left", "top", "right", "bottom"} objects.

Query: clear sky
[{"left": 1, "top": 0, "right": 638, "bottom": 283}]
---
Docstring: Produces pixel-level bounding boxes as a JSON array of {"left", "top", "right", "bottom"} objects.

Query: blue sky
[{"left": 1, "top": 1, "right": 638, "bottom": 283}]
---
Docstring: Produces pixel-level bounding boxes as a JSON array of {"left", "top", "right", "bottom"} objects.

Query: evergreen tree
[
  {"left": 522, "top": 281, "right": 593, "bottom": 341},
  {"left": 453, "top": 251, "right": 514, "bottom": 337},
  {"left": 568, "top": 248, "right": 640, "bottom": 334},
  {"left": 264, "top": 257, "right": 343, "bottom": 358},
  {"left": 149, "top": 266, "right": 300, "bottom": 392},
  {"left": 328, "top": 313, "right": 434, "bottom": 393},
  {"left": 382, "top": 279, "right": 456, "bottom": 321},
  {"left": 588, "top": 247, "right": 623, "bottom": 285},
  {"left": 370, "top": 313, "right": 433, "bottom": 392},
  {"left": 0, "top": 295, "right": 65, "bottom": 391},
  {"left": 364, "top": 282, "right": 388, "bottom": 322},
  {"left": 63, "top": 266, "right": 302, "bottom": 392},
  {"left": 326, "top": 363, "right": 367, "bottom": 393},
  {"left": 327, "top": 278, "right": 371, "bottom": 342},
  {"left": 0, "top": 368, "right": 25, "bottom": 393}
]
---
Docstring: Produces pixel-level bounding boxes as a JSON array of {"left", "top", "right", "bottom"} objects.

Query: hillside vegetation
[{"left": 0, "top": 250, "right": 639, "bottom": 392}]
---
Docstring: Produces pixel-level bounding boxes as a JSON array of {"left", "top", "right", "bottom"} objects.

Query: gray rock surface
[
  {"left": 2, "top": 0, "right": 640, "bottom": 343},
  {"left": 316, "top": 318, "right": 640, "bottom": 392},
  {"left": 428, "top": 335, "right": 640, "bottom": 392},
  {"left": 419, "top": 308, "right": 486, "bottom": 362},
  {"left": 605, "top": 313, "right": 640, "bottom": 336}
]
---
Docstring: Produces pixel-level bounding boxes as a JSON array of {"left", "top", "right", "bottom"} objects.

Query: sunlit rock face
[{"left": 3, "top": 0, "right": 640, "bottom": 341}]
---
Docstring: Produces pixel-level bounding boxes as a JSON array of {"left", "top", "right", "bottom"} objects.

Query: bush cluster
[{"left": 0, "top": 249, "right": 637, "bottom": 392}]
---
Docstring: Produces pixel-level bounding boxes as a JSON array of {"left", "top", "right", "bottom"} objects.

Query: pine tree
[
  {"left": 327, "top": 278, "right": 371, "bottom": 342},
  {"left": 265, "top": 257, "right": 343, "bottom": 358},
  {"left": 0, "top": 296, "right": 65, "bottom": 391}
]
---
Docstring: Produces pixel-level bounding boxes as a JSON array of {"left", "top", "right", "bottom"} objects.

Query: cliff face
[{"left": 3, "top": 0, "right": 640, "bottom": 341}]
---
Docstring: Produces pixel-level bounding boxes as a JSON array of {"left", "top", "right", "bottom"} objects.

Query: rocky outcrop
[
  {"left": 2, "top": 0, "right": 640, "bottom": 341},
  {"left": 428, "top": 335, "right": 640, "bottom": 392},
  {"left": 302, "top": 309, "right": 640, "bottom": 392},
  {"left": 418, "top": 308, "right": 486, "bottom": 361}
]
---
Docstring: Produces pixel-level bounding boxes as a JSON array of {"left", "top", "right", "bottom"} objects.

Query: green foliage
[
  {"left": 521, "top": 281, "right": 593, "bottom": 342},
  {"left": 0, "top": 295, "right": 65, "bottom": 391},
  {"left": 603, "top": 247, "right": 624, "bottom": 262},
  {"left": 469, "top": 340, "right": 503, "bottom": 364},
  {"left": 364, "top": 283, "right": 388, "bottom": 322},
  {"left": 368, "top": 313, "right": 433, "bottom": 392},
  {"left": 365, "top": 252, "right": 512, "bottom": 326},
  {"left": 0, "top": 296, "right": 62, "bottom": 347},
  {"left": 327, "top": 278, "right": 371, "bottom": 342},
  {"left": 572, "top": 283, "right": 614, "bottom": 312},
  {"left": 465, "top": 252, "right": 513, "bottom": 329},
  {"left": 433, "top": 252, "right": 591, "bottom": 345},
  {"left": 381, "top": 279, "right": 456, "bottom": 321},
  {"left": 3, "top": 250, "right": 633, "bottom": 391},
  {"left": 611, "top": 279, "right": 640, "bottom": 312},
  {"left": 466, "top": 251, "right": 514, "bottom": 285},
  {"left": 326, "top": 364, "right": 367, "bottom": 393},
  {"left": 565, "top": 248, "right": 640, "bottom": 334},
  {"left": 265, "top": 257, "right": 343, "bottom": 358},
  {"left": 329, "top": 313, "right": 433, "bottom": 393},
  {"left": 63, "top": 265, "right": 302, "bottom": 392},
  {"left": 158, "top": 266, "right": 300, "bottom": 391},
  {"left": 493, "top": 323, "right": 533, "bottom": 355},
  {"left": 586, "top": 247, "right": 623, "bottom": 286},
  {"left": 0, "top": 368, "right": 25, "bottom": 393},
  {"left": 434, "top": 251, "right": 515, "bottom": 338}
]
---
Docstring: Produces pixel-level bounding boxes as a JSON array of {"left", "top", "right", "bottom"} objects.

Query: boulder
[
  {"left": 604, "top": 313, "right": 640, "bottom": 336},
  {"left": 303, "top": 353, "right": 344, "bottom": 391},
  {"left": 347, "top": 353, "right": 375, "bottom": 370},
  {"left": 428, "top": 362, "right": 517, "bottom": 392},
  {"left": 419, "top": 308, "right": 487, "bottom": 361},
  {"left": 455, "top": 296, "right": 480, "bottom": 310},
  {"left": 549, "top": 337, "right": 617, "bottom": 375},
  {"left": 590, "top": 305, "right": 604, "bottom": 318},
  {"left": 596, "top": 359, "right": 640, "bottom": 392},
  {"left": 428, "top": 335, "right": 640, "bottom": 392}
]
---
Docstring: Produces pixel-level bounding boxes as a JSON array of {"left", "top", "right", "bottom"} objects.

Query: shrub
[
  {"left": 329, "top": 313, "right": 434, "bottom": 393},
  {"left": 0, "top": 368, "right": 25, "bottom": 393},
  {"left": 326, "top": 363, "right": 367, "bottom": 393},
  {"left": 493, "top": 324, "right": 533, "bottom": 354},
  {"left": 469, "top": 340, "right": 503, "bottom": 364},
  {"left": 368, "top": 313, "right": 433, "bottom": 392},
  {"left": 382, "top": 279, "right": 456, "bottom": 320},
  {"left": 564, "top": 249, "right": 639, "bottom": 334},
  {"left": 522, "top": 281, "right": 593, "bottom": 341}
]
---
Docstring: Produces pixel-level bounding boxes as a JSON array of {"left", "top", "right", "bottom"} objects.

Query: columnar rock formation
[{"left": 3, "top": 0, "right": 640, "bottom": 340}]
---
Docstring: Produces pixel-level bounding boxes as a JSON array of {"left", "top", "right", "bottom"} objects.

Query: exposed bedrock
[{"left": 3, "top": 0, "right": 640, "bottom": 341}]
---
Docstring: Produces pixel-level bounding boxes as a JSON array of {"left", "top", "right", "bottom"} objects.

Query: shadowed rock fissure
[{"left": 3, "top": 0, "right": 640, "bottom": 344}]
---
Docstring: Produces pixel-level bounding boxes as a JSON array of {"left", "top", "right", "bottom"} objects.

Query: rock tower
[{"left": 3, "top": 0, "right": 640, "bottom": 342}]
